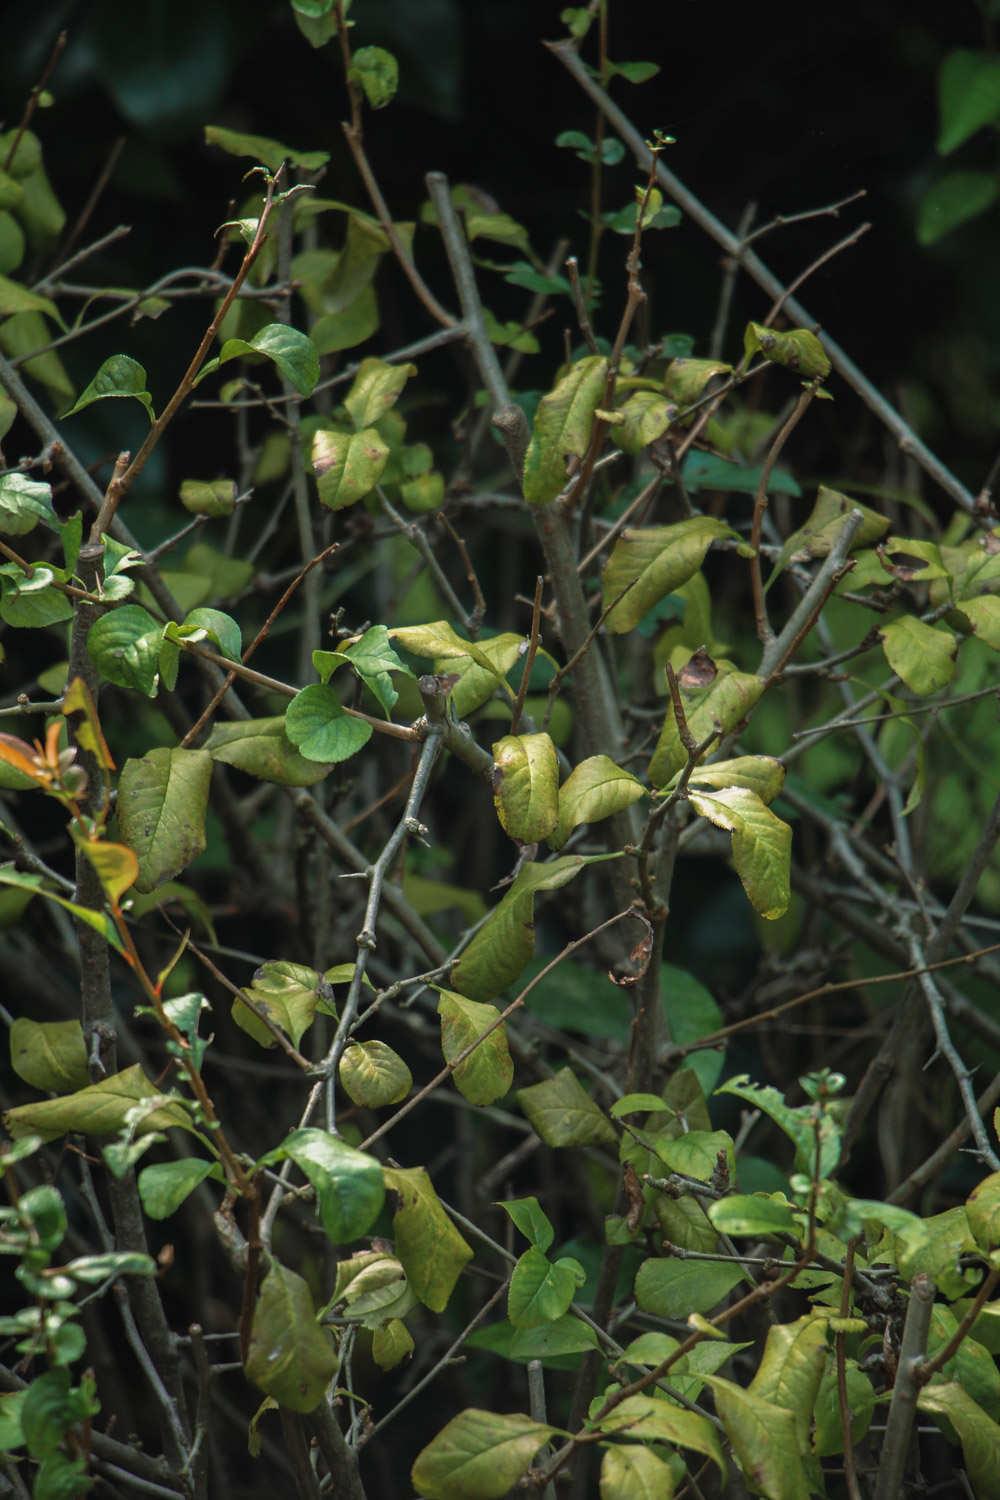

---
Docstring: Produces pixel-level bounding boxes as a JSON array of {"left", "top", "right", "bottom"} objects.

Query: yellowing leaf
[
  {"left": 688, "top": 786, "right": 792, "bottom": 919},
  {"left": 412, "top": 1408, "right": 555, "bottom": 1500},
  {"left": 436, "top": 989, "right": 514, "bottom": 1105},
  {"left": 522, "top": 355, "right": 607, "bottom": 506},
  {"left": 602, "top": 517, "right": 735, "bottom": 634},
  {"left": 244, "top": 1261, "right": 338, "bottom": 1412},
  {"left": 382, "top": 1165, "right": 473, "bottom": 1312},
  {"left": 491, "top": 732, "right": 558, "bottom": 843}
]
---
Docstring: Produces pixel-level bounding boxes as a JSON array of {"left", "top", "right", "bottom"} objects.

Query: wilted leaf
[
  {"left": 603, "top": 518, "right": 735, "bottom": 634},
  {"left": 204, "top": 717, "right": 334, "bottom": 786},
  {"left": 744, "top": 323, "right": 830, "bottom": 380},
  {"left": 704, "top": 1377, "right": 810, "bottom": 1500},
  {"left": 4, "top": 1065, "right": 193, "bottom": 1142},
  {"left": 688, "top": 786, "right": 792, "bottom": 919},
  {"left": 382, "top": 1165, "right": 474, "bottom": 1312}
]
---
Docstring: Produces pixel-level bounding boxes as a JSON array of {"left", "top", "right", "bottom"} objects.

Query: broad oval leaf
[
  {"left": 749, "top": 1314, "right": 830, "bottom": 1454},
  {"left": 492, "top": 732, "right": 558, "bottom": 843},
  {"left": 0, "top": 473, "right": 56, "bottom": 536},
  {"left": 372, "top": 1318, "right": 414, "bottom": 1370},
  {"left": 612, "top": 389, "right": 675, "bottom": 455},
  {"left": 267, "top": 1127, "right": 385, "bottom": 1243},
  {"left": 312, "top": 426, "right": 389, "bottom": 509},
  {"left": 549, "top": 754, "right": 644, "bottom": 850},
  {"left": 522, "top": 355, "right": 608, "bottom": 506},
  {"left": 178, "top": 478, "right": 236, "bottom": 517},
  {"left": 517, "top": 1066, "right": 616, "bottom": 1148},
  {"left": 937, "top": 49, "right": 1000, "bottom": 155},
  {"left": 78, "top": 838, "right": 139, "bottom": 904},
  {"left": 10, "top": 1018, "right": 88, "bottom": 1094},
  {"left": 339, "top": 1039, "right": 412, "bottom": 1107},
  {"left": 708, "top": 1193, "right": 798, "bottom": 1238},
  {"left": 4, "top": 1064, "right": 193, "bottom": 1142},
  {"left": 343, "top": 356, "right": 416, "bottom": 429},
  {"left": 508, "top": 1246, "right": 585, "bottom": 1328},
  {"left": 918, "top": 1380, "right": 1000, "bottom": 1496},
  {"left": 87, "top": 605, "right": 164, "bottom": 697},
  {"left": 593, "top": 1394, "right": 725, "bottom": 1478},
  {"left": 349, "top": 45, "right": 399, "bottom": 108},
  {"left": 688, "top": 786, "right": 792, "bottom": 920},
  {"left": 117, "top": 748, "right": 213, "bottom": 894},
  {"left": 245, "top": 1261, "right": 338, "bottom": 1412},
  {"left": 600, "top": 1444, "right": 677, "bottom": 1499},
  {"left": 602, "top": 517, "right": 735, "bottom": 634},
  {"left": 382, "top": 1165, "right": 474, "bottom": 1312},
  {"left": 233, "top": 960, "right": 328, "bottom": 1049},
  {"left": 813, "top": 1355, "right": 875, "bottom": 1456},
  {"left": 919, "top": 170, "right": 999, "bottom": 245},
  {"left": 138, "top": 1158, "right": 219, "bottom": 1220},
  {"left": 663, "top": 356, "right": 732, "bottom": 406},
  {"left": 957, "top": 594, "right": 1000, "bottom": 651},
  {"left": 743, "top": 323, "right": 830, "bottom": 380},
  {"left": 704, "top": 1377, "right": 809, "bottom": 1500},
  {"left": 198, "top": 324, "right": 320, "bottom": 396},
  {"left": 204, "top": 716, "right": 334, "bottom": 786},
  {"left": 497, "top": 1196, "right": 555, "bottom": 1253},
  {"left": 411, "top": 1408, "right": 555, "bottom": 1500},
  {"left": 879, "top": 615, "right": 957, "bottom": 696},
  {"left": 685, "top": 755, "right": 785, "bottom": 805},
  {"left": 436, "top": 989, "right": 514, "bottom": 1105},
  {"left": 285, "top": 684, "right": 373, "bottom": 763},
  {"left": 967, "top": 1171, "right": 1000, "bottom": 1252},
  {"left": 634, "top": 1257, "right": 745, "bottom": 1319}
]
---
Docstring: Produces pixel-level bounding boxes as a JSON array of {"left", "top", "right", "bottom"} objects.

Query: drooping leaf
[
  {"left": 0, "top": 866, "right": 123, "bottom": 950},
  {"left": 76, "top": 838, "right": 139, "bottom": 906},
  {"left": 176, "top": 607, "right": 241, "bottom": 663},
  {"left": 743, "top": 323, "right": 830, "bottom": 380},
  {"left": 634, "top": 1256, "right": 745, "bottom": 1318},
  {"left": 204, "top": 122, "right": 329, "bottom": 170},
  {"left": 62, "top": 354, "right": 154, "bottom": 422},
  {"left": 688, "top": 786, "right": 792, "bottom": 919},
  {"left": 684, "top": 755, "right": 785, "bottom": 805},
  {"left": 599, "top": 1444, "right": 677, "bottom": 1499},
  {"left": 244, "top": 1261, "right": 338, "bottom": 1412},
  {"left": 648, "top": 668, "right": 764, "bottom": 786},
  {"left": 372, "top": 1318, "right": 414, "bottom": 1370},
  {"left": 343, "top": 357, "right": 416, "bottom": 429},
  {"left": 749, "top": 1315, "right": 830, "bottom": 1454},
  {"left": 937, "top": 50, "right": 1000, "bottom": 155},
  {"left": 704, "top": 1377, "right": 810, "bottom": 1500},
  {"left": 879, "top": 615, "right": 957, "bottom": 696},
  {"left": 522, "top": 355, "right": 608, "bottom": 506},
  {"left": 957, "top": 595, "right": 1000, "bottom": 651},
  {"left": 663, "top": 356, "right": 732, "bottom": 406},
  {"left": 10, "top": 1019, "right": 88, "bottom": 1095},
  {"left": 138, "top": 1158, "right": 219, "bottom": 1219},
  {"left": 339, "top": 1040, "right": 412, "bottom": 1107},
  {"left": 87, "top": 605, "right": 164, "bottom": 697},
  {"left": 284, "top": 684, "right": 372, "bottom": 763},
  {"left": 0, "top": 473, "right": 57, "bottom": 536},
  {"left": 203, "top": 717, "right": 334, "bottom": 786},
  {"left": 549, "top": 754, "right": 645, "bottom": 850},
  {"left": 451, "top": 855, "right": 615, "bottom": 1001},
  {"left": 197, "top": 324, "right": 319, "bottom": 396},
  {"left": 813, "top": 1355, "right": 875, "bottom": 1456},
  {"left": 771, "top": 485, "right": 889, "bottom": 579},
  {"left": 610, "top": 390, "right": 675, "bottom": 454},
  {"left": 436, "top": 989, "right": 514, "bottom": 1105},
  {"left": 312, "top": 426, "right": 389, "bottom": 509},
  {"left": 492, "top": 732, "right": 559, "bottom": 843},
  {"left": 382, "top": 1165, "right": 474, "bottom": 1312},
  {"left": 411, "top": 1409, "right": 555, "bottom": 1500},
  {"left": 517, "top": 1066, "right": 616, "bottom": 1148},
  {"left": 117, "top": 748, "right": 213, "bottom": 893},
  {"left": 4, "top": 1065, "right": 193, "bottom": 1142},
  {"left": 508, "top": 1247, "right": 585, "bottom": 1328},
  {"left": 263, "top": 1128, "right": 384, "bottom": 1243}
]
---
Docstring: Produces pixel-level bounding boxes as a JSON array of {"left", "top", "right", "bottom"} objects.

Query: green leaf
[
  {"left": 920, "top": 172, "right": 999, "bottom": 243},
  {"left": 203, "top": 716, "right": 334, "bottom": 786},
  {"left": 204, "top": 124, "right": 330, "bottom": 171},
  {"left": 593, "top": 1394, "right": 725, "bottom": 1478},
  {"left": 610, "top": 1092, "right": 673, "bottom": 1118},
  {"left": 328, "top": 1248, "right": 416, "bottom": 1327},
  {"left": 749, "top": 1314, "right": 830, "bottom": 1454},
  {"left": 87, "top": 605, "right": 164, "bottom": 696},
  {"left": 688, "top": 786, "right": 792, "bottom": 919},
  {"left": 10, "top": 1018, "right": 88, "bottom": 1094},
  {"left": 708, "top": 1194, "right": 798, "bottom": 1238},
  {"left": 634, "top": 1256, "right": 745, "bottom": 1318},
  {"left": 663, "top": 357, "right": 732, "bottom": 406},
  {"left": 178, "top": 478, "right": 237, "bottom": 517},
  {"left": 412, "top": 1408, "right": 555, "bottom": 1499},
  {"left": 0, "top": 275, "right": 61, "bottom": 322},
  {"left": 508, "top": 1247, "right": 585, "bottom": 1328},
  {"left": 0, "top": 473, "right": 56, "bottom": 536},
  {"left": 245, "top": 1261, "right": 338, "bottom": 1412},
  {"left": 603, "top": 517, "right": 735, "bottom": 634},
  {"left": 383, "top": 1165, "right": 474, "bottom": 1312},
  {"left": 467, "top": 212, "right": 533, "bottom": 252},
  {"left": 929, "top": 1305, "right": 1000, "bottom": 1422},
  {"left": 0, "top": 1390, "right": 26, "bottom": 1454},
  {"left": 682, "top": 449, "right": 801, "bottom": 497},
  {"left": 549, "top": 754, "right": 644, "bottom": 850},
  {"left": 388, "top": 622, "right": 528, "bottom": 715},
  {"left": 138, "top": 1158, "right": 218, "bottom": 1219},
  {"left": 62, "top": 354, "right": 154, "bottom": 422},
  {"left": 267, "top": 1127, "right": 384, "bottom": 1243},
  {"left": 957, "top": 595, "right": 1000, "bottom": 651},
  {"left": 492, "top": 732, "right": 559, "bottom": 843},
  {"left": 117, "top": 747, "right": 213, "bottom": 893},
  {"left": 498, "top": 1196, "right": 554, "bottom": 1253},
  {"left": 608, "top": 59, "right": 661, "bottom": 84},
  {"left": 233, "top": 960, "right": 329, "bottom": 1048},
  {"left": 599, "top": 1444, "right": 676, "bottom": 1499},
  {"left": 451, "top": 855, "right": 615, "bottom": 1001},
  {"left": 967, "top": 1172, "right": 1000, "bottom": 1252},
  {"left": 349, "top": 46, "right": 399, "bottom": 108},
  {"left": 177, "top": 606, "right": 241, "bottom": 663},
  {"left": 20, "top": 1369, "right": 72, "bottom": 1458},
  {"left": 312, "top": 426, "right": 389, "bottom": 509},
  {"left": 65, "top": 1251, "right": 155, "bottom": 1284},
  {"left": 938, "top": 50, "right": 1000, "bottom": 154},
  {"left": 4, "top": 1065, "right": 193, "bottom": 1143},
  {"left": 879, "top": 615, "right": 957, "bottom": 696},
  {"left": 372, "top": 1318, "right": 414, "bottom": 1370},
  {"left": 715, "top": 1075, "right": 841, "bottom": 1179},
  {"left": 917, "top": 1383, "right": 1000, "bottom": 1499},
  {"left": 343, "top": 357, "right": 416, "bottom": 429},
  {"left": 518, "top": 1066, "right": 616, "bottom": 1148},
  {"left": 0, "top": 310, "right": 73, "bottom": 407},
  {"left": 522, "top": 355, "right": 608, "bottom": 505},
  {"left": 705, "top": 1377, "right": 810, "bottom": 1500},
  {"left": 284, "top": 684, "right": 372, "bottom": 763},
  {"left": 330, "top": 624, "right": 414, "bottom": 716},
  {"left": 686, "top": 755, "right": 785, "bottom": 804},
  {"left": 197, "top": 324, "right": 319, "bottom": 396},
  {"left": 339, "top": 1040, "right": 412, "bottom": 1107},
  {"left": 655, "top": 1128, "right": 735, "bottom": 1184},
  {"left": 744, "top": 322, "right": 830, "bottom": 380},
  {"left": 0, "top": 563, "right": 73, "bottom": 629},
  {"left": 611, "top": 389, "right": 675, "bottom": 454},
  {"left": 436, "top": 989, "right": 514, "bottom": 1106},
  {"left": 771, "top": 484, "right": 889, "bottom": 579},
  {"left": 813, "top": 1355, "right": 875, "bottom": 1456},
  {"left": 649, "top": 665, "right": 765, "bottom": 785},
  {"left": 0, "top": 865, "right": 122, "bottom": 950}
]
